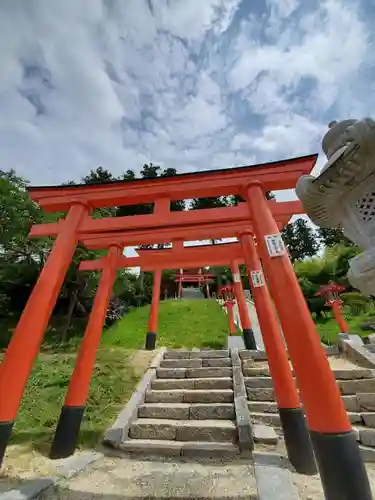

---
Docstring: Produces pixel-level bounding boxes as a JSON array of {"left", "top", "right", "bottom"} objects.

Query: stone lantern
[{"left": 296, "top": 117, "right": 375, "bottom": 296}]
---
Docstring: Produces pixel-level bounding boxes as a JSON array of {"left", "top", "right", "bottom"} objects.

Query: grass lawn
[
  {"left": 5, "top": 299, "right": 229, "bottom": 455},
  {"left": 10, "top": 348, "right": 139, "bottom": 453},
  {"left": 316, "top": 308, "right": 375, "bottom": 344},
  {"left": 102, "top": 299, "right": 231, "bottom": 349}
]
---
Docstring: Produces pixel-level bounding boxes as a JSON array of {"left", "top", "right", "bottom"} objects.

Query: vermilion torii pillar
[
  {"left": 240, "top": 231, "right": 316, "bottom": 474},
  {"left": 0, "top": 203, "right": 88, "bottom": 466},
  {"left": 244, "top": 182, "right": 372, "bottom": 499},
  {"left": 230, "top": 261, "right": 256, "bottom": 349},
  {"left": 50, "top": 244, "right": 122, "bottom": 459},
  {"left": 145, "top": 269, "right": 162, "bottom": 350}
]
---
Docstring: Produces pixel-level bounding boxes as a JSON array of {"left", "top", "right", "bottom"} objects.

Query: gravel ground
[{"left": 39, "top": 455, "right": 258, "bottom": 499}]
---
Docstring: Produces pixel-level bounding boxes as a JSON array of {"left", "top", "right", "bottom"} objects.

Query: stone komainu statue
[{"left": 296, "top": 117, "right": 375, "bottom": 296}]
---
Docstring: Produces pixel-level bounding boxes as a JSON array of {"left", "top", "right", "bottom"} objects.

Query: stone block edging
[
  {"left": 240, "top": 344, "right": 339, "bottom": 362},
  {"left": 103, "top": 347, "right": 167, "bottom": 447},
  {"left": 338, "top": 335, "right": 375, "bottom": 369},
  {"left": 0, "top": 477, "right": 56, "bottom": 500},
  {"left": 230, "top": 348, "right": 254, "bottom": 453},
  {"left": 0, "top": 450, "right": 105, "bottom": 500}
]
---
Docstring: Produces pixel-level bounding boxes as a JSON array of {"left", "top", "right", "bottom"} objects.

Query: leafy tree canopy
[{"left": 282, "top": 218, "right": 319, "bottom": 262}]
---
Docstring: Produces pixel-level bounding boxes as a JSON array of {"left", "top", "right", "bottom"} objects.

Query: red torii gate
[
  {"left": 50, "top": 240, "right": 252, "bottom": 460},
  {"left": 0, "top": 154, "right": 369, "bottom": 498},
  {"left": 79, "top": 240, "right": 249, "bottom": 346},
  {"left": 174, "top": 269, "right": 214, "bottom": 298}
]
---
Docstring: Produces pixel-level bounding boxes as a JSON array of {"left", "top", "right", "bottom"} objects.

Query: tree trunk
[
  {"left": 139, "top": 270, "right": 145, "bottom": 292},
  {"left": 60, "top": 287, "right": 78, "bottom": 344}
]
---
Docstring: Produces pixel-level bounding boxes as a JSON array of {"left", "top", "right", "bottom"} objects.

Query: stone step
[
  {"left": 343, "top": 395, "right": 361, "bottom": 412},
  {"left": 244, "top": 377, "right": 274, "bottom": 389},
  {"left": 160, "top": 357, "right": 231, "bottom": 368},
  {"left": 145, "top": 389, "right": 234, "bottom": 404},
  {"left": 152, "top": 377, "right": 233, "bottom": 390},
  {"left": 246, "top": 400, "right": 366, "bottom": 421},
  {"left": 164, "top": 349, "right": 229, "bottom": 359},
  {"left": 248, "top": 401, "right": 278, "bottom": 413},
  {"left": 357, "top": 393, "right": 375, "bottom": 411},
  {"left": 247, "top": 387, "right": 275, "bottom": 401},
  {"left": 243, "top": 367, "right": 270, "bottom": 377},
  {"left": 119, "top": 439, "right": 240, "bottom": 458},
  {"left": 138, "top": 403, "right": 235, "bottom": 420},
  {"left": 250, "top": 412, "right": 281, "bottom": 427},
  {"left": 252, "top": 424, "right": 278, "bottom": 445},
  {"left": 353, "top": 426, "right": 375, "bottom": 447},
  {"left": 360, "top": 445, "right": 375, "bottom": 462},
  {"left": 243, "top": 366, "right": 374, "bottom": 381},
  {"left": 246, "top": 388, "right": 374, "bottom": 414},
  {"left": 338, "top": 378, "right": 375, "bottom": 395},
  {"left": 240, "top": 345, "right": 339, "bottom": 361},
  {"left": 240, "top": 350, "right": 268, "bottom": 361},
  {"left": 362, "top": 412, "right": 375, "bottom": 428},
  {"left": 157, "top": 367, "right": 232, "bottom": 379},
  {"left": 160, "top": 358, "right": 202, "bottom": 369},
  {"left": 129, "top": 418, "right": 237, "bottom": 442}
]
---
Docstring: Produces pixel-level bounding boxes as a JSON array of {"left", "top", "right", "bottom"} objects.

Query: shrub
[
  {"left": 105, "top": 297, "right": 126, "bottom": 327},
  {"left": 341, "top": 292, "right": 373, "bottom": 316}
]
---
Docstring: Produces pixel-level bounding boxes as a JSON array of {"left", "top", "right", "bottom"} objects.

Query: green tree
[
  {"left": 191, "top": 196, "right": 228, "bottom": 210},
  {"left": 318, "top": 227, "right": 354, "bottom": 248},
  {"left": 140, "top": 162, "right": 161, "bottom": 179},
  {"left": 117, "top": 164, "right": 157, "bottom": 217},
  {"left": 160, "top": 168, "right": 185, "bottom": 212},
  {"left": 294, "top": 244, "right": 362, "bottom": 317},
  {"left": 282, "top": 218, "right": 319, "bottom": 261},
  {"left": 228, "top": 191, "right": 275, "bottom": 205},
  {"left": 82, "top": 166, "right": 114, "bottom": 185},
  {"left": 0, "top": 169, "right": 43, "bottom": 251}
]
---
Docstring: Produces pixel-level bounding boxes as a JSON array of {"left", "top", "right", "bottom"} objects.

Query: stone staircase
[
  {"left": 181, "top": 287, "right": 204, "bottom": 299},
  {"left": 241, "top": 349, "right": 375, "bottom": 461},
  {"left": 120, "top": 349, "right": 277, "bottom": 457}
]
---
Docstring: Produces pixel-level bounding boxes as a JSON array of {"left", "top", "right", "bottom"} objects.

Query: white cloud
[{"left": 0, "top": 0, "right": 373, "bottom": 187}]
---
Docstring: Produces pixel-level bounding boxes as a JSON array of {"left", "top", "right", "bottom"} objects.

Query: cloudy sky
[{"left": 1, "top": 0, "right": 374, "bottom": 191}]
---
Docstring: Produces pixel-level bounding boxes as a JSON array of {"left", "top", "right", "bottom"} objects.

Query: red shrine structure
[
  {"left": 219, "top": 285, "right": 237, "bottom": 335},
  {"left": 316, "top": 283, "right": 349, "bottom": 334},
  {"left": 0, "top": 153, "right": 370, "bottom": 498},
  {"left": 174, "top": 267, "right": 214, "bottom": 298}
]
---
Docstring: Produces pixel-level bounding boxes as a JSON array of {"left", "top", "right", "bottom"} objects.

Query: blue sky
[{"left": 1, "top": 0, "right": 374, "bottom": 190}]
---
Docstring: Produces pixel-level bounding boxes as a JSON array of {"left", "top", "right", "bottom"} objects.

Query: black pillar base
[
  {"left": 279, "top": 407, "right": 317, "bottom": 475},
  {"left": 242, "top": 328, "right": 256, "bottom": 350},
  {"left": 49, "top": 406, "right": 85, "bottom": 459},
  {"left": 310, "top": 430, "right": 372, "bottom": 500},
  {"left": 145, "top": 332, "right": 156, "bottom": 350},
  {"left": 0, "top": 420, "right": 14, "bottom": 467}
]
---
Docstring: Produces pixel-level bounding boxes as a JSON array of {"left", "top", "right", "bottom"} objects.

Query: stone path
[
  {"left": 41, "top": 455, "right": 259, "bottom": 499},
  {"left": 38, "top": 348, "right": 302, "bottom": 499},
  {"left": 14, "top": 347, "right": 375, "bottom": 499},
  {"left": 181, "top": 287, "right": 203, "bottom": 299}
]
